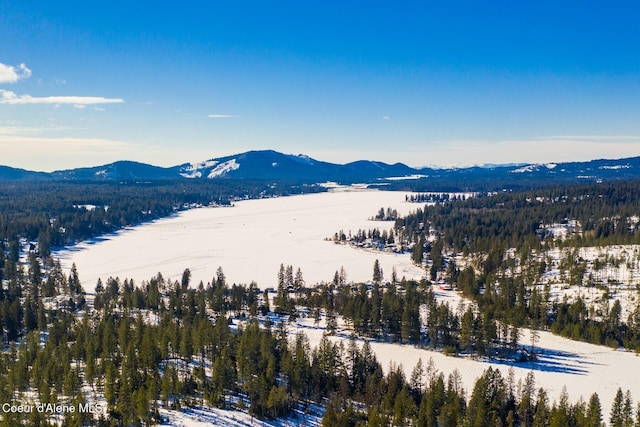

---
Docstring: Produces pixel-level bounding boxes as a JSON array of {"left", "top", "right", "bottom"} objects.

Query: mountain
[
  {"left": 482, "top": 157, "right": 640, "bottom": 182},
  {"left": 177, "top": 150, "right": 338, "bottom": 181},
  {"left": 2, "top": 150, "right": 640, "bottom": 188},
  {"left": 50, "top": 160, "right": 179, "bottom": 180},
  {"left": 0, "top": 165, "right": 47, "bottom": 180},
  {"left": 175, "top": 150, "right": 421, "bottom": 182}
]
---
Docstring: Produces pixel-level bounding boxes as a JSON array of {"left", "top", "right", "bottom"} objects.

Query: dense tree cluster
[
  {"left": 372, "top": 207, "right": 399, "bottom": 221},
  {"left": 332, "top": 228, "right": 399, "bottom": 252},
  {"left": 396, "top": 181, "right": 640, "bottom": 255},
  {"left": 405, "top": 193, "right": 468, "bottom": 204}
]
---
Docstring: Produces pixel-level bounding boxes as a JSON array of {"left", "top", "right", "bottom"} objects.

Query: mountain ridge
[{"left": 2, "top": 150, "right": 640, "bottom": 186}]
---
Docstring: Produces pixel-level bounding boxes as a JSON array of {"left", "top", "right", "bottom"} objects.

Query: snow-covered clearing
[
  {"left": 294, "top": 309, "right": 640, "bottom": 418},
  {"left": 55, "top": 190, "right": 425, "bottom": 292},
  {"left": 541, "top": 245, "right": 640, "bottom": 319}
]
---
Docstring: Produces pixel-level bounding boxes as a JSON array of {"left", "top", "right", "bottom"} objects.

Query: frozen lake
[{"left": 56, "top": 189, "right": 425, "bottom": 291}]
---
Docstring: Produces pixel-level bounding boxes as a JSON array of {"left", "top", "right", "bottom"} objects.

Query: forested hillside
[{"left": 388, "top": 181, "right": 640, "bottom": 350}]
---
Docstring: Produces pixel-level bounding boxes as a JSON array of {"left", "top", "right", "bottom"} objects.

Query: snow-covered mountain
[
  {"left": 3, "top": 150, "right": 640, "bottom": 186},
  {"left": 175, "top": 150, "right": 419, "bottom": 181}
]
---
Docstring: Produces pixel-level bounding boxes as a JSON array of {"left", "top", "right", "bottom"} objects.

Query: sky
[{"left": 1, "top": 1, "right": 640, "bottom": 171}]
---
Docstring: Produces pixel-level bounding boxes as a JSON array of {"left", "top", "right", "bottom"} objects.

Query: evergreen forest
[{"left": 1, "top": 179, "right": 640, "bottom": 425}]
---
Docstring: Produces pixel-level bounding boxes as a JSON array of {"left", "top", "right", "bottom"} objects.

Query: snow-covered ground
[
  {"left": 294, "top": 308, "right": 640, "bottom": 418},
  {"left": 55, "top": 190, "right": 425, "bottom": 292},
  {"left": 52, "top": 189, "right": 640, "bottom": 421},
  {"left": 159, "top": 403, "right": 323, "bottom": 427},
  {"left": 541, "top": 246, "right": 640, "bottom": 319}
]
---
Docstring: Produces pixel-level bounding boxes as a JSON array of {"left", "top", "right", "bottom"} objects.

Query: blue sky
[{"left": 1, "top": 1, "right": 640, "bottom": 171}]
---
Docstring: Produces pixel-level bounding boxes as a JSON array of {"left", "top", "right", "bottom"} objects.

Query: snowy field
[
  {"left": 55, "top": 190, "right": 425, "bottom": 292},
  {"left": 295, "top": 306, "right": 640, "bottom": 418}
]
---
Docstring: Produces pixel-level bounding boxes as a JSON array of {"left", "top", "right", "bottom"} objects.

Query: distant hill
[
  {"left": 48, "top": 160, "right": 179, "bottom": 181},
  {"left": 2, "top": 150, "right": 640, "bottom": 188},
  {"left": 0, "top": 165, "right": 46, "bottom": 180}
]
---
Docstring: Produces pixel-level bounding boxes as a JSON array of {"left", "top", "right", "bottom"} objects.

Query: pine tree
[
  {"left": 509, "top": 324, "right": 521, "bottom": 351},
  {"left": 459, "top": 307, "right": 475, "bottom": 353},
  {"left": 69, "top": 263, "right": 81, "bottom": 294},
  {"left": 532, "top": 388, "right": 550, "bottom": 427},
  {"left": 549, "top": 387, "right": 570, "bottom": 427},
  {"left": 28, "top": 252, "right": 41, "bottom": 289},
  {"left": 623, "top": 390, "right": 635, "bottom": 427},
  {"left": 294, "top": 267, "right": 304, "bottom": 298},
  {"left": 409, "top": 358, "right": 424, "bottom": 396},
  {"left": 181, "top": 268, "right": 191, "bottom": 288},
  {"left": 370, "top": 282, "right": 382, "bottom": 338},
  {"left": 412, "top": 236, "right": 425, "bottom": 265},
  {"left": 373, "top": 259, "right": 383, "bottom": 284},
  {"left": 586, "top": 392, "right": 603, "bottom": 427},
  {"left": 611, "top": 388, "right": 625, "bottom": 427},
  {"left": 104, "top": 360, "right": 117, "bottom": 409},
  {"left": 275, "top": 264, "right": 290, "bottom": 315},
  {"left": 518, "top": 372, "right": 536, "bottom": 427},
  {"left": 339, "top": 266, "right": 347, "bottom": 286},
  {"left": 326, "top": 307, "right": 337, "bottom": 335},
  {"left": 23, "top": 297, "right": 37, "bottom": 332},
  {"left": 285, "top": 265, "right": 294, "bottom": 288}
]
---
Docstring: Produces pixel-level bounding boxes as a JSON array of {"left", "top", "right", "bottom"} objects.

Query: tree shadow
[{"left": 486, "top": 346, "right": 601, "bottom": 375}]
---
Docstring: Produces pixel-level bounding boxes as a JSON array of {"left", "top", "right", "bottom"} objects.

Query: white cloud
[
  {"left": 0, "top": 62, "right": 32, "bottom": 83},
  {"left": 383, "top": 115, "right": 391, "bottom": 121},
  {"left": 208, "top": 114, "right": 236, "bottom": 119},
  {"left": 0, "top": 90, "right": 124, "bottom": 105}
]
